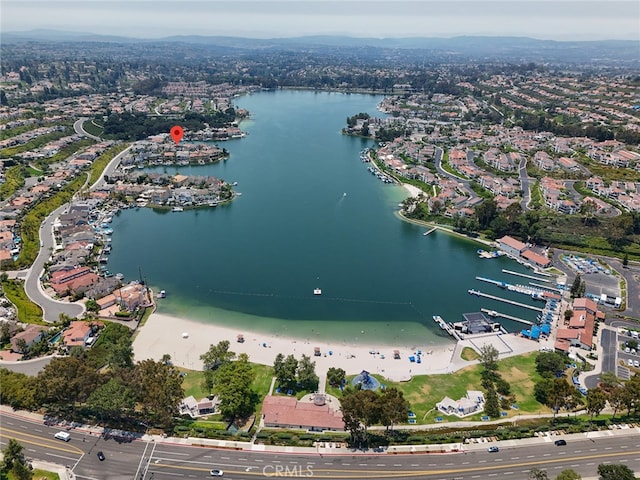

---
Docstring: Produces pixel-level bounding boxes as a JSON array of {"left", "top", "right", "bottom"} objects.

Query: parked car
[
  {"left": 210, "top": 470, "right": 224, "bottom": 477},
  {"left": 97, "top": 451, "right": 105, "bottom": 461},
  {"left": 634, "top": 360, "right": 640, "bottom": 368},
  {"left": 629, "top": 359, "right": 634, "bottom": 367},
  {"left": 487, "top": 446, "right": 499, "bottom": 452},
  {"left": 554, "top": 439, "right": 567, "bottom": 446}
]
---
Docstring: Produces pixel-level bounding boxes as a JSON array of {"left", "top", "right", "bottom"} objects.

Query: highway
[{"left": 2, "top": 413, "right": 639, "bottom": 480}]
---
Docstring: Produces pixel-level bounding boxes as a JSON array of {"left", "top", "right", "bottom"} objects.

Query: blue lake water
[{"left": 106, "top": 90, "right": 542, "bottom": 347}]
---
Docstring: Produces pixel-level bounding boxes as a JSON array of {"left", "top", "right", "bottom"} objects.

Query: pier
[
  {"left": 476, "top": 276, "right": 507, "bottom": 288},
  {"left": 481, "top": 308, "right": 534, "bottom": 326},
  {"left": 529, "top": 282, "right": 563, "bottom": 294},
  {"left": 502, "top": 269, "right": 552, "bottom": 282},
  {"left": 432, "top": 315, "right": 461, "bottom": 340},
  {"left": 422, "top": 227, "right": 438, "bottom": 236},
  {"left": 468, "top": 289, "right": 544, "bottom": 312}
]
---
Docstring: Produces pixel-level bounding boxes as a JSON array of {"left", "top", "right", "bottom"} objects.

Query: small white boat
[
  {"left": 157, "top": 290, "right": 166, "bottom": 299},
  {"left": 115, "top": 273, "right": 124, "bottom": 280},
  {"left": 172, "top": 206, "right": 184, "bottom": 212},
  {"left": 313, "top": 288, "right": 322, "bottom": 295}
]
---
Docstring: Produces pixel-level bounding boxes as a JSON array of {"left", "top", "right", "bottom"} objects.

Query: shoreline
[{"left": 133, "top": 311, "right": 540, "bottom": 381}]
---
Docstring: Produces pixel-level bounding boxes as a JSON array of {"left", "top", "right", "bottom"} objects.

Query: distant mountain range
[{"left": 2, "top": 29, "right": 638, "bottom": 64}]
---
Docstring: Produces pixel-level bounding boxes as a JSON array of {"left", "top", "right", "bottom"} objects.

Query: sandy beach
[{"left": 133, "top": 312, "right": 540, "bottom": 382}]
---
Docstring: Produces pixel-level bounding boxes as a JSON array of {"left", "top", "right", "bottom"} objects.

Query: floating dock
[
  {"left": 468, "top": 289, "right": 544, "bottom": 312},
  {"left": 529, "top": 282, "right": 563, "bottom": 294},
  {"left": 502, "top": 269, "right": 552, "bottom": 281},
  {"left": 422, "top": 227, "right": 437, "bottom": 236},
  {"left": 481, "top": 308, "right": 534, "bottom": 326},
  {"left": 432, "top": 315, "right": 461, "bottom": 340}
]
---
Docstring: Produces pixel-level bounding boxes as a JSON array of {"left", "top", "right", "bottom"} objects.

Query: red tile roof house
[
  {"left": 49, "top": 266, "right": 99, "bottom": 297},
  {"left": 262, "top": 396, "right": 344, "bottom": 431},
  {"left": 10, "top": 325, "right": 46, "bottom": 353},
  {"left": 61, "top": 320, "right": 102, "bottom": 349}
]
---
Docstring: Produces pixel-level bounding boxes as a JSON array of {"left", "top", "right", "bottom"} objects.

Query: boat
[
  {"left": 115, "top": 273, "right": 124, "bottom": 280},
  {"left": 157, "top": 290, "right": 166, "bottom": 299},
  {"left": 313, "top": 288, "right": 322, "bottom": 295},
  {"left": 172, "top": 206, "right": 184, "bottom": 212}
]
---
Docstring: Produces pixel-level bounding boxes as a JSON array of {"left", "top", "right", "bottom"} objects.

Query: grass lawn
[
  {"left": 2, "top": 469, "right": 60, "bottom": 480},
  {"left": 0, "top": 279, "right": 45, "bottom": 324},
  {"left": 460, "top": 347, "right": 480, "bottom": 361},
  {"left": 179, "top": 363, "right": 274, "bottom": 418},
  {"left": 328, "top": 352, "right": 548, "bottom": 425}
]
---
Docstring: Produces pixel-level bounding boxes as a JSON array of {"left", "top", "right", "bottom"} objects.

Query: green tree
[
  {"left": 327, "top": 367, "right": 346, "bottom": 388},
  {"left": 479, "top": 344, "right": 500, "bottom": 372},
  {"left": 585, "top": 388, "right": 607, "bottom": 421},
  {"left": 570, "top": 275, "right": 583, "bottom": 298},
  {"left": 528, "top": 467, "right": 549, "bottom": 480},
  {"left": 536, "top": 352, "right": 567, "bottom": 378},
  {"left": 274, "top": 353, "right": 298, "bottom": 392},
  {"left": 296, "top": 354, "right": 319, "bottom": 391},
  {"left": 484, "top": 385, "right": 501, "bottom": 417},
  {"left": 201, "top": 340, "right": 236, "bottom": 392},
  {"left": 109, "top": 336, "right": 134, "bottom": 369},
  {"left": 608, "top": 385, "right": 625, "bottom": 419},
  {"left": 556, "top": 469, "right": 581, "bottom": 480},
  {"left": 85, "top": 298, "right": 100, "bottom": 312},
  {"left": 212, "top": 353, "right": 258, "bottom": 421},
  {"left": 87, "top": 377, "right": 136, "bottom": 422},
  {"left": 340, "top": 388, "right": 381, "bottom": 447},
  {"left": 474, "top": 197, "right": 498, "bottom": 230},
  {"left": 548, "top": 378, "right": 579, "bottom": 416},
  {"left": 598, "top": 372, "right": 621, "bottom": 391},
  {"left": 200, "top": 340, "right": 235, "bottom": 370},
  {"left": 37, "top": 357, "right": 100, "bottom": 413},
  {"left": 597, "top": 463, "right": 635, "bottom": 480},
  {"left": 132, "top": 359, "right": 184, "bottom": 427},
  {"left": 2, "top": 438, "right": 31, "bottom": 477},
  {"left": 378, "top": 387, "right": 409, "bottom": 432},
  {"left": 0, "top": 368, "right": 38, "bottom": 410}
]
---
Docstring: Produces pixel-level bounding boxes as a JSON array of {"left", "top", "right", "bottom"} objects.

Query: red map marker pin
[{"left": 170, "top": 126, "right": 184, "bottom": 145}]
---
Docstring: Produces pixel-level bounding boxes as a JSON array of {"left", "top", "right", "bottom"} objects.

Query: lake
[{"left": 106, "top": 90, "right": 540, "bottom": 347}]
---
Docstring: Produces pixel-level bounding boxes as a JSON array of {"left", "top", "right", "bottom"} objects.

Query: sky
[{"left": 2, "top": 0, "right": 639, "bottom": 41}]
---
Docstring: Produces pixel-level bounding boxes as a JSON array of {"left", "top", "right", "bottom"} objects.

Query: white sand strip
[{"left": 133, "top": 312, "right": 540, "bottom": 381}]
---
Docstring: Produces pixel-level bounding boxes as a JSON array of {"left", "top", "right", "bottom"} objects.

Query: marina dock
[
  {"left": 468, "top": 289, "right": 544, "bottom": 312},
  {"left": 432, "top": 315, "right": 461, "bottom": 340},
  {"left": 481, "top": 308, "right": 534, "bottom": 326},
  {"left": 529, "top": 282, "right": 563, "bottom": 294},
  {"left": 502, "top": 269, "right": 553, "bottom": 281}
]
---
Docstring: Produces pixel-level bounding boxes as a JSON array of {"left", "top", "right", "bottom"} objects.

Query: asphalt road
[
  {"left": 22, "top": 204, "right": 85, "bottom": 322},
  {"left": 17, "top": 143, "right": 132, "bottom": 323},
  {"left": 73, "top": 118, "right": 102, "bottom": 141},
  {"left": 2, "top": 414, "right": 639, "bottom": 480}
]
